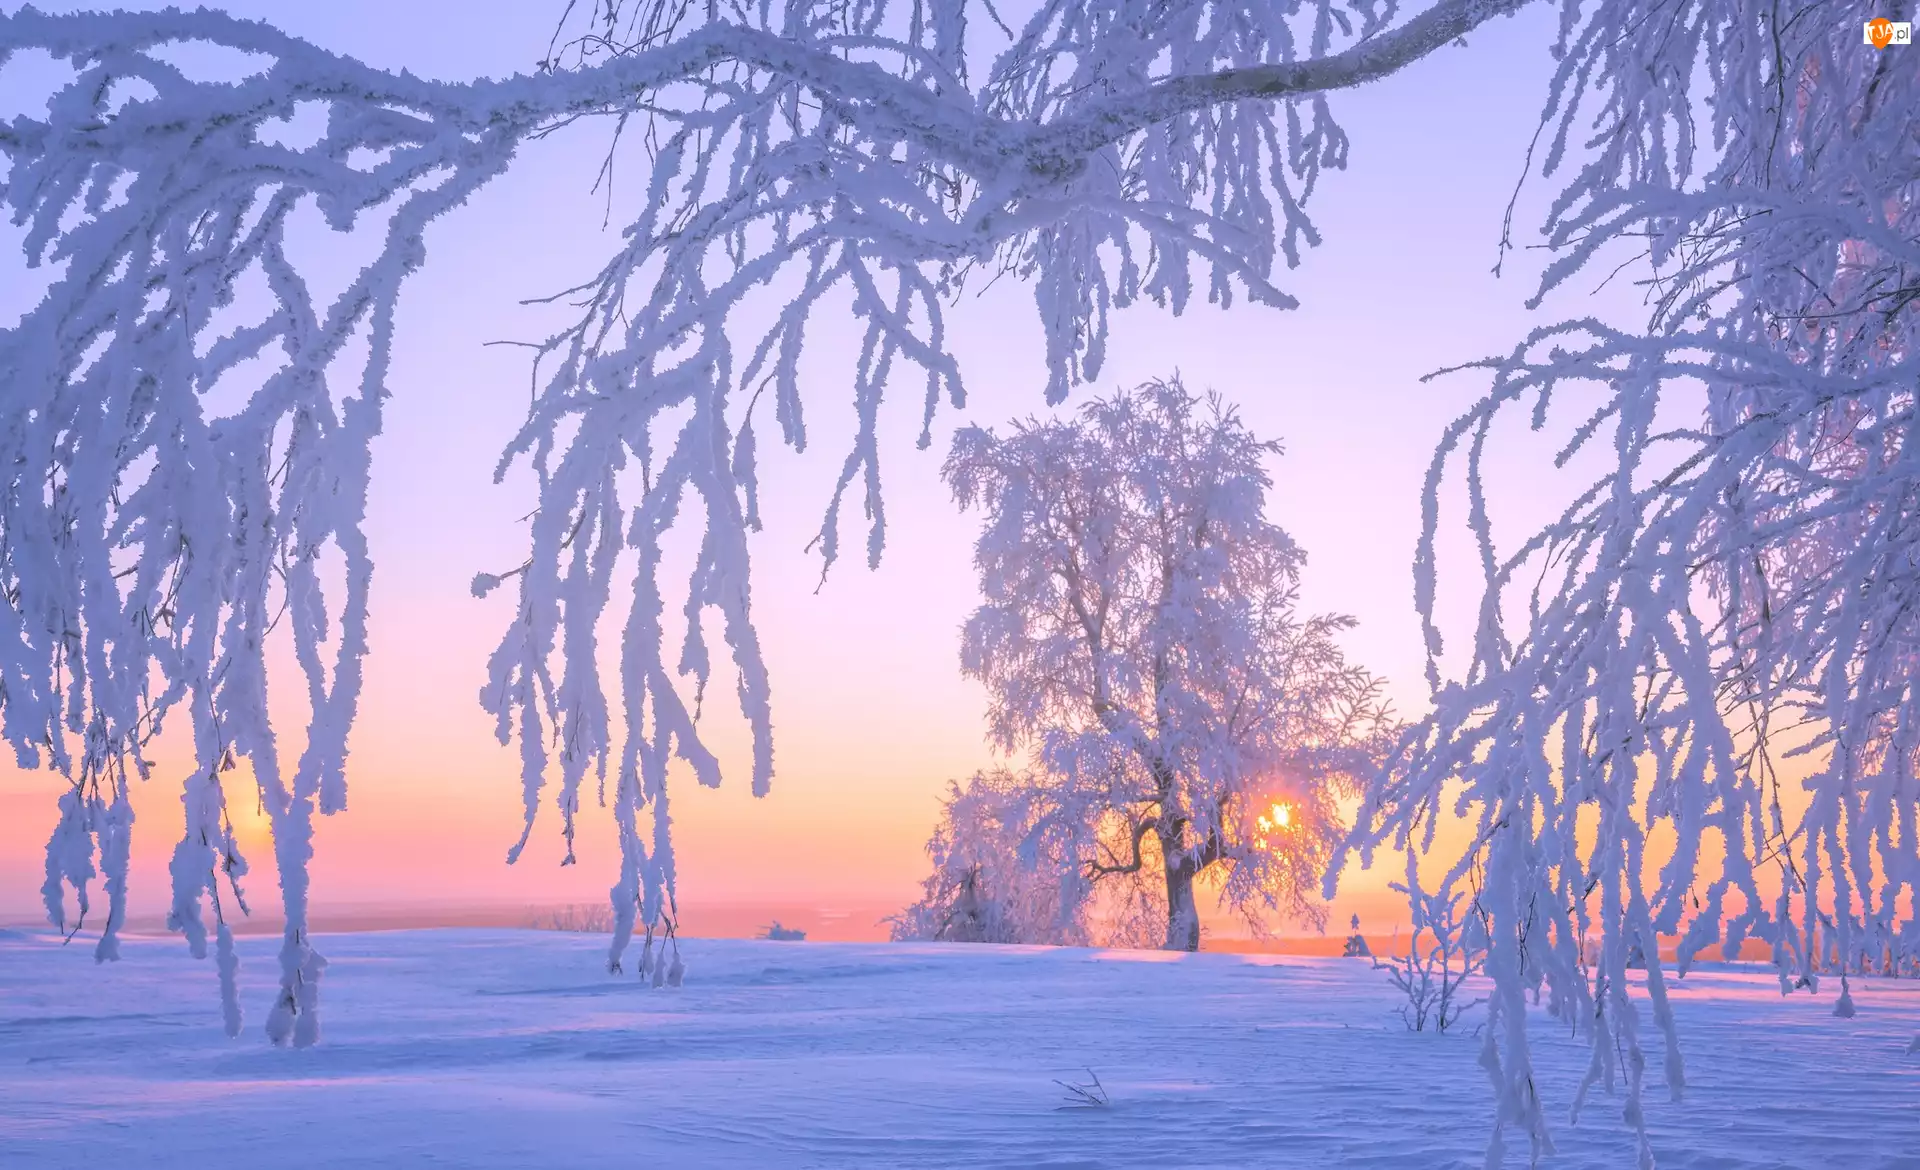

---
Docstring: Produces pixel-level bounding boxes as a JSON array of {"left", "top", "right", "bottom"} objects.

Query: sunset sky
[{"left": 0, "top": 1, "right": 1653, "bottom": 938}]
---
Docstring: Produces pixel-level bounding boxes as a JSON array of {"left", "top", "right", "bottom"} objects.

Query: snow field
[{"left": 2, "top": 929, "right": 1915, "bottom": 1168}]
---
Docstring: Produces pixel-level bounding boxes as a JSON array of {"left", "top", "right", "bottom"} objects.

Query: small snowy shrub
[
  {"left": 1374, "top": 885, "right": 1485, "bottom": 1034},
  {"left": 529, "top": 904, "right": 615, "bottom": 933}
]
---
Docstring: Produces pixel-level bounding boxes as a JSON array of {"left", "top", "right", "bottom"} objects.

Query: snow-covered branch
[
  {"left": 2, "top": 0, "right": 1489, "bottom": 1039},
  {"left": 1338, "top": 1, "right": 1920, "bottom": 1161}
]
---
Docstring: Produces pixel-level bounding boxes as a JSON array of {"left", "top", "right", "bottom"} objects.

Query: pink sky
[{"left": 0, "top": 2, "right": 1652, "bottom": 939}]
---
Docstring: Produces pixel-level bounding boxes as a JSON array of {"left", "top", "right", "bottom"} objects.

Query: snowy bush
[
  {"left": 890, "top": 768, "right": 1095, "bottom": 945},
  {"left": 1374, "top": 883, "right": 1485, "bottom": 1034}
]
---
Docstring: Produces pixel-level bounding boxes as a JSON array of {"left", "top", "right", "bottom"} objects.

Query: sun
[
  {"left": 1253, "top": 801, "right": 1294, "bottom": 851},
  {"left": 218, "top": 766, "right": 276, "bottom": 858}
]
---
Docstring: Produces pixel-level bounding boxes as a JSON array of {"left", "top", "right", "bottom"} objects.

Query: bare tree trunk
[{"left": 1161, "top": 836, "right": 1201, "bottom": 951}]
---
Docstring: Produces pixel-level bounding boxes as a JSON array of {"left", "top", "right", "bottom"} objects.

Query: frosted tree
[
  {"left": 932, "top": 379, "right": 1390, "bottom": 950},
  {"left": 0, "top": 0, "right": 1524, "bottom": 1042},
  {"left": 1336, "top": 2, "right": 1920, "bottom": 1164}
]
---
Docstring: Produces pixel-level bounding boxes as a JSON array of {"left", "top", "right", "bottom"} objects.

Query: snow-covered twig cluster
[{"left": 1374, "top": 880, "right": 1484, "bottom": 1033}]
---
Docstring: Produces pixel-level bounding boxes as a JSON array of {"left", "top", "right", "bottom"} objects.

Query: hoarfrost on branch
[{"left": 1334, "top": 2, "right": 1920, "bottom": 1163}]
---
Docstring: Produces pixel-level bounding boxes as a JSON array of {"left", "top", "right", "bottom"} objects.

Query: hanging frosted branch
[
  {"left": 1, "top": 6, "right": 525, "bottom": 1044},
  {"left": 2, "top": 0, "right": 1529, "bottom": 1035},
  {"left": 458, "top": 0, "right": 1517, "bottom": 972},
  {"left": 1339, "top": 2, "right": 1920, "bottom": 1162}
]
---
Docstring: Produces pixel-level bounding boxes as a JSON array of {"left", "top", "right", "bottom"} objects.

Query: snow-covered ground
[{"left": 1, "top": 928, "right": 1914, "bottom": 1168}]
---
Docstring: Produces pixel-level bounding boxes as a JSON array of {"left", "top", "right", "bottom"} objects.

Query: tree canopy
[{"left": 903, "top": 379, "right": 1387, "bottom": 950}]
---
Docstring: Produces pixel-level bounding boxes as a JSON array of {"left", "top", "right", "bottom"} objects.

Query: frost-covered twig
[{"left": 1053, "top": 1068, "right": 1110, "bottom": 1109}]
